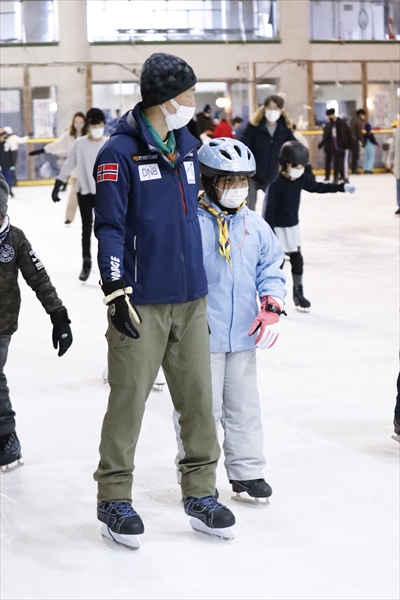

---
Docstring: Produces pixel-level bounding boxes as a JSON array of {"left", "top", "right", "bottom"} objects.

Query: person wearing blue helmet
[{"left": 173, "top": 138, "right": 287, "bottom": 504}]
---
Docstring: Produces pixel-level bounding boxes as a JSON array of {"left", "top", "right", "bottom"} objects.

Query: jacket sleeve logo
[{"left": 97, "top": 163, "right": 119, "bottom": 182}]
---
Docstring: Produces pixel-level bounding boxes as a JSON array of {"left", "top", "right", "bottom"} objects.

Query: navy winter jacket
[
  {"left": 94, "top": 103, "right": 208, "bottom": 305},
  {"left": 241, "top": 115, "right": 295, "bottom": 185}
]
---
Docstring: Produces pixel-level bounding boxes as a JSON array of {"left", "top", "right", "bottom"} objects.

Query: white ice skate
[
  {"left": 153, "top": 367, "right": 166, "bottom": 391},
  {"left": 100, "top": 524, "right": 141, "bottom": 550},
  {"left": 189, "top": 517, "right": 235, "bottom": 541}
]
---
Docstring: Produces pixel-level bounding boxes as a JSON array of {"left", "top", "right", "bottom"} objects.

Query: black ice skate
[
  {"left": 293, "top": 285, "right": 311, "bottom": 312},
  {"left": 0, "top": 432, "right": 23, "bottom": 472},
  {"left": 230, "top": 478, "right": 272, "bottom": 505},
  {"left": 184, "top": 496, "right": 235, "bottom": 540},
  {"left": 392, "top": 417, "right": 400, "bottom": 443},
  {"left": 79, "top": 257, "right": 91, "bottom": 282},
  {"left": 98, "top": 501, "right": 144, "bottom": 550}
]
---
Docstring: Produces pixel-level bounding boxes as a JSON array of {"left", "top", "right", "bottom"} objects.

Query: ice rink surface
[{"left": 1, "top": 174, "right": 399, "bottom": 600}]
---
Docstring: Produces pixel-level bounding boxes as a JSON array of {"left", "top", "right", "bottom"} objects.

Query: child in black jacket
[{"left": 263, "top": 141, "right": 355, "bottom": 310}]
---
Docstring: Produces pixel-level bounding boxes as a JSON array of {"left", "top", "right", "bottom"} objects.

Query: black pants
[
  {"left": 333, "top": 149, "right": 346, "bottom": 181},
  {"left": 395, "top": 373, "right": 400, "bottom": 425},
  {"left": 350, "top": 140, "right": 360, "bottom": 174},
  {"left": 324, "top": 151, "right": 333, "bottom": 180},
  {"left": 77, "top": 193, "right": 96, "bottom": 259},
  {"left": 0, "top": 335, "right": 15, "bottom": 437},
  {"left": 248, "top": 177, "right": 267, "bottom": 211},
  {"left": 281, "top": 250, "right": 304, "bottom": 287}
]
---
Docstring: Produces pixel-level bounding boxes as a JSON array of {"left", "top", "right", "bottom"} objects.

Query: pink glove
[{"left": 248, "top": 296, "right": 285, "bottom": 350}]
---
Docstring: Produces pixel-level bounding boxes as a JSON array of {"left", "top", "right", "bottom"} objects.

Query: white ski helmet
[{"left": 198, "top": 138, "right": 256, "bottom": 178}]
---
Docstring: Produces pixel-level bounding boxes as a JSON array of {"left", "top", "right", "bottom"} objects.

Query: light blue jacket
[{"left": 199, "top": 198, "right": 286, "bottom": 353}]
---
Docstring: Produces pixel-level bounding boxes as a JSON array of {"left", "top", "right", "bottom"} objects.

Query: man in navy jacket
[{"left": 93, "top": 52, "right": 235, "bottom": 546}]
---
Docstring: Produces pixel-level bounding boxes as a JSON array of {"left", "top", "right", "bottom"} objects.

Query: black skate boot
[
  {"left": 293, "top": 285, "right": 311, "bottom": 312},
  {"left": 0, "top": 432, "right": 22, "bottom": 471},
  {"left": 230, "top": 478, "right": 272, "bottom": 505},
  {"left": 79, "top": 257, "right": 91, "bottom": 282},
  {"left": 392, "top": 417, "right": 400, "bottom": 443},
  {"left": 97, "top": 501, "right": 144, "bottom": 550},
  {"left": 184, "top": 496, "right": 235, "bottom": 540}
]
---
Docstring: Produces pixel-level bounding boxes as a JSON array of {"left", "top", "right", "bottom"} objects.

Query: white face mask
[
  {"left": 160, "top": 98, "right": 195, "bottom": 131},
  {"left": 90, "top": 127, "right": 104, "bottom": 139},
  {"left": 74, "top": 123, "right": 84, "bottom": 131},
  {"left": 216, "top": 186, "right": 249, "bottom": 209},
  {"left": 289, "top": 167, "right": 305, "bottom": 179},
  {"left": 265, "top": 109, "right": 281, "bottom": 123}
]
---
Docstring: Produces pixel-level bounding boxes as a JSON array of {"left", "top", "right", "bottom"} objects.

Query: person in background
[
  {"left": 350, "top": 108, "right": 367, "bottom": 175},
  {"left": 29, "top": 112, "right": 87, "bottom": 225},
  {"left": 389, "top": 121, "right": 400, "bottom": 215},
  {"left": 362, "top": 123, "right": 379, "bottom": 174},
  {"left": 51, "top": 108, "right": 107, "bottom": 281},
  {"left": 232, "top": 116, "right": 246, "bottom": 141},
  {"left": 173, "top": 138, "right": 286, "bottom": 505},
  {"left": 0, "top": 128, "right": 15, "bottom": 197},
  {"left": 0, "top": 174, "right": 73, "bottom": 471},
  {"left": 1, "top": 127, "right": 29, "bottom": 188},
  {"left": 263, "top": 141, "right": 355, "bottom": 311},
  {"left": 213, "top": 112, "right": 234, "bottom": 139},
  {"left": 241, "top": 95, "right": 295, "bottom": 211},
  {"left": 318, "top": 108, "right": 351, "bottom": 184},
  {"left": 196, "top": 104, "right": 215, "bottom": 138}
]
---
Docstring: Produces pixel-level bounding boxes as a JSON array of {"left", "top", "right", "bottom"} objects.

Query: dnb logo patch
[
  {"left": 97, "top": 163, "right": 119, "bottom": 183},
  {"left": 0, "top": 244, "right": 15, "bottom": 263}
]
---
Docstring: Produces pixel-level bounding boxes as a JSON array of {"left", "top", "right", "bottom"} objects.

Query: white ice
[{"left": 1, "top": 175, "right": 399, "bottom": 600}]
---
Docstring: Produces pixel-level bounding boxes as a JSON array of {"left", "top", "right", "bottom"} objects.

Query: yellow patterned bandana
[{"left": 199, "top": 195, "right": 246, "bottom": 268}]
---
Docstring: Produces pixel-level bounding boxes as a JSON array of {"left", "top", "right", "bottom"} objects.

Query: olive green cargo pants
[{"left": 94, "top": 297, "right": 220, "bottom": 502}]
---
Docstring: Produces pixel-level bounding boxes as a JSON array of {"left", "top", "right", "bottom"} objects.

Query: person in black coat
[
  {"left": 318, "top": 108, "right": 351, "bottom": 183},
  {"left": 241, "top": 95, "right": 295, "bottom": 210}
]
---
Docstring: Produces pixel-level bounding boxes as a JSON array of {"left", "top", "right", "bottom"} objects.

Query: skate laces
[
  {"left": 103, "top": 501, "right": 138, "bottom": 519},
  {"left": 187, "top": 496, "right": 223, "bottom": 513},
  {"left": 4, "top": 433, "right": 16, "bottom": 450}
]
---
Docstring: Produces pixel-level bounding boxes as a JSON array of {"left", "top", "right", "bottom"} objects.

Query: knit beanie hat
[
  {"left": 86, "top": 108, "right": 105, "bottom": 125},
  {"left": 140, "top": 52, "right": 197, "bottom": 108},
  {"left": 0, "top": 173, "right": 9, "bottom": 216}
]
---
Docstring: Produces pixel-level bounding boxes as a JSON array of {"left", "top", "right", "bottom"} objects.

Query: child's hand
[
  {"left": 50, "top": 308, "right": 73, "bottom": 357},
  {"left": 344, "top": 183, "right": 356, "bottom": 194},
  {"left": 248, "top": 296, "right": 286, "bottom": 350}
]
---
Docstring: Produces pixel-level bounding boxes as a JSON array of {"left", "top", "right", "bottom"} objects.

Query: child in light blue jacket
[{"left": 174, "top": 138, "right": 286, "bottom": 503}]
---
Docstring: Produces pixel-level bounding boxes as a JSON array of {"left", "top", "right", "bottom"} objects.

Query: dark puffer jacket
[
  {"left": 241, "top": 115, "right": 295, "bottom": 185},
  {"left": 0, "top": 225, "right": 63, "bottom": 335}
]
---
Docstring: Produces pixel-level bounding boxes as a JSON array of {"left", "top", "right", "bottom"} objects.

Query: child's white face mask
[
  {"left": 215, "top": 186, "right": 249, "bottom": 208},
  {"left": 289, "top": 167, "right": 305, "bottom": 179}
]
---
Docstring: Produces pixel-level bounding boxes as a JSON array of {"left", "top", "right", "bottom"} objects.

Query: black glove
[
  {"left": 52, "top": 179, "right": 64, "bottom": 203},
  {"left": 29, "top": 148, "right": 45, "bottom": 156},
  {"left": 50, "top": 307, "right": 73, "bottom": 357},
  {"left": 102, "top": 279, "right": 142, "bottom": 339},
  {"left": 60, "top": 180, "right": 68, "bottom": 192}
]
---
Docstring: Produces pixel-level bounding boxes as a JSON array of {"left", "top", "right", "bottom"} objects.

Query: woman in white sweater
[{"left": 29, "top": 112, "right": 87, "bottom": 224}]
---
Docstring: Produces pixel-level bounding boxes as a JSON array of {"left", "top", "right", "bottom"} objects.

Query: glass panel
[
  {"left": 87, "top": 0, "right": 278, "bottom": 42},
  {"left": 310, "top": 0, "right": 400, "bottom": 41},
  {"left": 0, "top": 0, "right": 57, "bottom": 44}
]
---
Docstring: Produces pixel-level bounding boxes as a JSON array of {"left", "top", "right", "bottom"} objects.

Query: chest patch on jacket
[
  {"left": 138, "top": 163, "right": 161, "bottom": 181},
  {"left": 0, "top": 244, "right": 15, "bottom": 263},
  {"left": 183, "top": 161, "right": 196, "bottom": 184}
]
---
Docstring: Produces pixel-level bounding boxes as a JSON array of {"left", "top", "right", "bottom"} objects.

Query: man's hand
[
  {"left": 248, "top": 296, "right": 286, "bottom": 350},
  {"left": 102, "top": 280, "right": 142, "bottom": 339}
]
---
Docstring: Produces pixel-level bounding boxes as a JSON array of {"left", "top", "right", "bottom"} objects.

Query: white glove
[
  {"left": 255, "top": 321, "right": 280, "bottom": 349},
  {"left": 344, "top": 183, "right": 356, "bottom": 194}
]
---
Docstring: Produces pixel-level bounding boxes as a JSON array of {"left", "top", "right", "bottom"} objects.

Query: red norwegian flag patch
[{"left": 97, "top": 163, "right": 119, "bottom": 182}]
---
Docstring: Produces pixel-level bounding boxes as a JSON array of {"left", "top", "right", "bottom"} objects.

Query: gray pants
[
  {"left": 174, "top": 349, "right": 266, "bottom": 482},
  {"left": 248, "top": 178, "right": 267, "bottom": 211},
  {"left": 94, "top": 297, "right": 220, "bottom": 503},
  {"left": 0, "top": 335, "right": 15, "bottom": 437}
]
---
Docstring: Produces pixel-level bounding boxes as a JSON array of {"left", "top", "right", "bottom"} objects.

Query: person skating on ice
[
  {"left": 30, "top": 112, "right": 87, "bottom": 224},
  {"left": 0, "top": 174, "right": 73, "bottom": 471},
  {"left": 173, "top": 138, "right": 286, "bottom": 504},
  {"left": 263, "top": 141, "right": 355, "bottom": 311},
  {"left": 93, "top": 52, "right": 235, "bottom": 549},
  {"left": 51, "top": 108, "right": 107, "bottom": 282}
]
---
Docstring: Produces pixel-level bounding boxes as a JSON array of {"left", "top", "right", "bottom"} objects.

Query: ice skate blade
[
  {"left": 294, "top": 306, "right": 310, "bottom": 313},
  {"left": 100, "top": 524, "right": 141, "bottom": 550},
  {"left": 391, "top": 434, "right": 400, "bottom": 443},
  {"left": 102, "top": 367, "right": 108, "bottom": 385},
  {"left": 0, "top": 459, "right": 24, "bottom": 473},
  {"left": 152, "top": 383, "right": 166, "bottom": 391},
  {"left": 189, "top": 517, "right": 234, "bottom": 541},
  {"left": 231, "top": 492, "right": 269, "bottom": 506}
]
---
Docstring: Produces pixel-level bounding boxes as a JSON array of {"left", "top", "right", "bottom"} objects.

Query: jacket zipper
[{"left": 133, "top": 235, "right": 138, "bottom": 282}]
